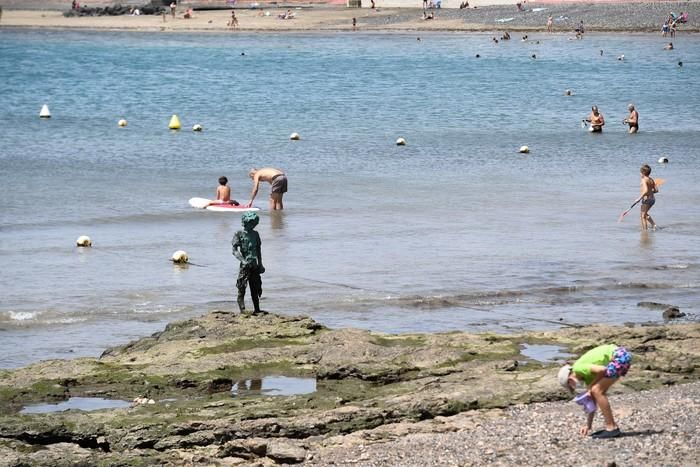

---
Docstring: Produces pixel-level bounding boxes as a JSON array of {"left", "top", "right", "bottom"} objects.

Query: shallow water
[
  {"left": 230, "top": 376, "right": 317, "bottom": 397},
  {"left": 19, "top": 397, "right": 131, "bottom": 414},
  {"left": 520, "top": 344, "right": 573, "bottom": 363},
  {"left": 1, "top": 30, "right": 699, "bottom": 368}
]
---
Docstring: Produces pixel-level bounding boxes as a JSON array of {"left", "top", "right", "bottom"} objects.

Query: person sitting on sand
[
  {"left": 459, "top": 1, "right": 469, "bottom": 9},
  {"left": 664, "top": 42, "right": 673, "bottom": 50},
  {"left": 623, "top": 103, "right": 639, "bottom": 134},
  {"left": 585, "top": 105, "right": 605, "bottom": 132},
  {"left": 183, "top": 7, "right": 193, "bottom": 19},
  {"left": 558, "top": 344, "right": 632, "bottom": 439},
  {"left": 279, "top": 9, "right": 294, "bottom": 19}
]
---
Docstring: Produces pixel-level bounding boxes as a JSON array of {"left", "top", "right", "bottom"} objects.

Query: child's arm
[{"left": 580, "top": 410, "right": 596, "bottom": 436}]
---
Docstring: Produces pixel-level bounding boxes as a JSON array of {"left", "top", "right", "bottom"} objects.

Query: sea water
[{"left": 1, "top": 30, "right": 699, "bottom": 368}]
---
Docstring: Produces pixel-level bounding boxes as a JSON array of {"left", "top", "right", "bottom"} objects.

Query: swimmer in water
[
  {"left": 623, "top": 104, "right": 639, "bottom": 134},
  {"left": 585, "top": 105, "right": 605, "bottom": 133}
]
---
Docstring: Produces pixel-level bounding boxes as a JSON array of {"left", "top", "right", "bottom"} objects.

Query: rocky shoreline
[{"left": 0, "top": 311, "right": 698, "bottom": 465}]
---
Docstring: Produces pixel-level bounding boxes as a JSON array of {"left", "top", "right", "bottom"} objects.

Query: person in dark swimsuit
[
  {"left": 638, "top": 165, "right": 658, "bottom": 230},
  {"left": 623, "top": 104, "right": 639, "bottom": 134},
  {"left": 586, "top": 105, "right": 605, "bottom": 132}
]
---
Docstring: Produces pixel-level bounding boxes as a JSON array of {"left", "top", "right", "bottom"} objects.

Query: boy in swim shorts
[
  {"left": 558, "top": 344, "right": 632, "bottom": 439},
  {"left": 637, "top": 164, "right": 658, "bottom": 230}
]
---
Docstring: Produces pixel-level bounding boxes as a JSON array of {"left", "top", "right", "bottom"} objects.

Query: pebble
[{"left": 305, "top": 382, "right": 700, "bottom": 466}]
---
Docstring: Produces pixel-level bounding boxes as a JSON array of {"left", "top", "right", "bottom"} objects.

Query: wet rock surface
[{"left": 0, "top": 312, "right": 698, "bottom": 465}]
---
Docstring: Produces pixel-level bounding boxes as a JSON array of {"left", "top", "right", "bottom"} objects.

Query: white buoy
[
  {"left": 519, "top": 145, "right": 530, "bottom": 153},
  {"left": 76, "top": 235, "right": 92, "bottom": 247},
  {"left": 192, "top": 124, "right": 203, "bottom": 132},
  {"left": 169, "top": 114, "right": 181, "bottom": 130},
  {"left": 39, "top": 104, "right": 51, "bottom": 118},
  {"left": 396, "top": 137, "right": 406, "bottom": 146},
  {"left": 171, "top": 250, "right": 189, "bottom": 264},
  {"left": 118, "top": 119, "right": 128, "bottom": 127},
  {"left": 658, "top": 156, "right": 669, "bottom": 164},
  {"left": 289, "top": 132, "right": 300, "bottom": 140},
  {"left": 564, "top": 89, "right": 572, "bottom": 96}
]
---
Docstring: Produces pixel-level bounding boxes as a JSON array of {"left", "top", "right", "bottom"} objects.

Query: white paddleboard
[{"left": 189, "top": 197, "right": 260, "bottom": 213}]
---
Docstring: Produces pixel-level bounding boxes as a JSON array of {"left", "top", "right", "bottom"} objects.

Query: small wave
[
  {"left": 0, "top": 310, "right": 39, "bottom": 322},
  {"left": 0, "top": 309, "right": 91, "bottom": 326},
  {"left": 655, "top": 264, "right": 690, "bottom": 270}
]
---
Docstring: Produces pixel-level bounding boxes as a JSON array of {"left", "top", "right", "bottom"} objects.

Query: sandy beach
[{"left": 1, "top": 2, "right": 699, "bottom": 32}]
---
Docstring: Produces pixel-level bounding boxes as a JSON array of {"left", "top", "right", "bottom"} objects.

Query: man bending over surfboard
[{"left": 244, "top": 168, "right": 288, "bottom": 210}]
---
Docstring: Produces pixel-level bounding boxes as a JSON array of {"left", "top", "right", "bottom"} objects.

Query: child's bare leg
[
  {"left": 645, "top": 211, "right": 656, "bottom": 229},
  {"left": 590, "top": 377, "right": 618, "bottom": 430},
  {"left": 640, "top": 205, "right": 650, "bottom": 230}
]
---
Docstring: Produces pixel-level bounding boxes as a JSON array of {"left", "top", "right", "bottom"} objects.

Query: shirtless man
[
  {"left": 637, "top": 165, "right": 658, "bottom": 230},
  {"left": 586, "top": 105, "right": 605, "bottom": 133},
  {"left": 244, "top": 168, "right": 288, "bottom": 210},
  {"left": 623, "top": 104, "right": 639, "bottom": 134}
]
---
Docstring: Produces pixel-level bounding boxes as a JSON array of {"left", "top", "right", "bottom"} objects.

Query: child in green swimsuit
[{"left": 558, "top": 344, "right": 632, "bottom": 439}]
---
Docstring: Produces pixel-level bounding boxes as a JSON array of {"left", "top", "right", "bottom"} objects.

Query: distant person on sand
[
  {"left": 547, "top": 15, "right": 553, "bottom": 32},
  {"left": 170, "top": 1, "right": 176, "bottom": 19},
  {"left": 623, "top": 103, "right": 639, "bottom": 133},
  {"left": 558, "top": 344, "right": 632, "bottom": 439},
  {"left": 352, "top": 17, "right": 356, "bottom": 30},
  {"left": 228, "top": 10, "right": 238, "bottom": 29},
  {"left": 209, "top": 176, "right": 239, "bottom": 206},
  {"left": 585, "top": 105, "right": 605, "bottom": 132},
  {"left": 371, "top": 0, "right": 375, "bottom": 9},
  {"left": 637, "top": 164, "right": 658, "bottom": 230},
  {"left": 244, "top": 168, "right": 288, "bottom": 210}
]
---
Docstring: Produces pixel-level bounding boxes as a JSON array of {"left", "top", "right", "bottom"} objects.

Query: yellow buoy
[
  {"left": 76, "top": 235, "right": 92, "bottom": 247},
  {"left": 171, "top": 250, "right": 189, "bottom": 264},
  {"left": 519, "top": 145, "right": 530, "bottom": 153},
  {"left": 396, "top": 137, "right": 406, "bottom": 146},
  {"left": 118, "top": 119, "right": 128, "bottom": 127},
  {"left": 168, "top": 114, "right": 181, "bottom": 130},
  {"left": 290, "top": 132, "right": 300, "bottom": 140},
  {"left": 39, "top": 104, "right": 51, "bottom": 118}
]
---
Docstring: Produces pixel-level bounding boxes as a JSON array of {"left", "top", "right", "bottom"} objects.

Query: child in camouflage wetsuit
[{"left": 231, "top": 212, "right": 265, "bottom": 314}]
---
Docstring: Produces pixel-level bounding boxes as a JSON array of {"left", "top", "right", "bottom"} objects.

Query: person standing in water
[
  {"left": 585, "top": 105, "right": 605, "bottom": 132},
  {"left": 637, "top": 164, "right": 658, "bottom": 230},
  {"left": 623, "top": 104, "right": 639, "bottom": 134},
  {"left": 244, "top": 168, "right": 288, "bottom": 210}
]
